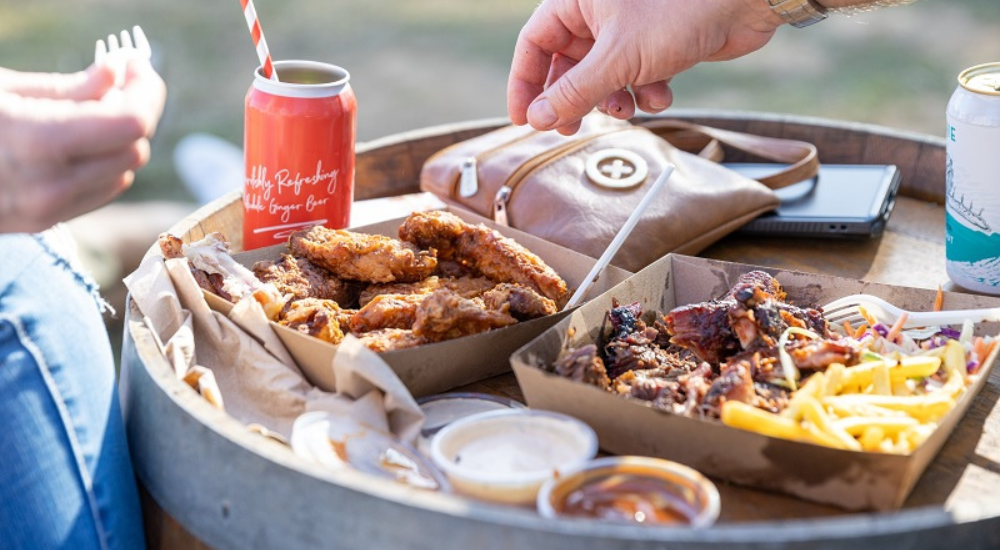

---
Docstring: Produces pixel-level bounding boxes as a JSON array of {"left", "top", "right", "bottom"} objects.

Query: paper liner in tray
[
  {"left": 213, "top": 207, "right": 632, "bottom": 398},
  {"left": 510, "top": 254, "right": 1000, "bottom": 511}
]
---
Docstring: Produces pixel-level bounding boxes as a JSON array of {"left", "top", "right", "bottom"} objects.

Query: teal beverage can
[{"left": 945, "top": 62, "right": 1000, "bottom": 294}]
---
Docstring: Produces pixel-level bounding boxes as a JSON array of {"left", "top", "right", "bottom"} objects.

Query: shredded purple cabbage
[
  {"left": 925, "top": 337, "right": 945, "bottom": 350},
  {"left": 968, "top": 360, "right": 979, "bottom": 374},
  {"left": 939, "top": 327, "right": 962, "bottom": 339},
  {"left": 873, "top": 324, "right": 889, "bottom": 337}
]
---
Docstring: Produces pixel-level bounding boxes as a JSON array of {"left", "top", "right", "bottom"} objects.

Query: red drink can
[{"left": 243, "top": 60, "right": 357, "bottom": 250}]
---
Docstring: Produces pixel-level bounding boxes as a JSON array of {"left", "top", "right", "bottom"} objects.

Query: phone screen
[{"left": 727, "top": 163, "right": 901, "bottom": 238}]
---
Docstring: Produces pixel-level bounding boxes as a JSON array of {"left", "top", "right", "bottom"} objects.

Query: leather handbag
[{"left": 420, "top": 112, "right": 819, "bottom": 272}]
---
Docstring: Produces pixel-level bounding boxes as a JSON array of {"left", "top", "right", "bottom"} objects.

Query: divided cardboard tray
[
  {"left": 511, "top": 254, "right": 1000, "bottom": 511},
  {"left": 204, "top": 208, "right": 632, "bottom": 397}
]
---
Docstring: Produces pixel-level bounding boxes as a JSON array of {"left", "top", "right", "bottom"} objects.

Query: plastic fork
[
  {"left": 94, "top": 25, "right": 152, "bottom": 86},
  {"left": 822, "top": 293, "right": 1000, "bottom": 329}
]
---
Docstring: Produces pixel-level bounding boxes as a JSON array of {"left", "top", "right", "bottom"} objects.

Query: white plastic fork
[
  {"left": 94, "top": 25, "right": 152, "bottom": 86},
  {"left": 822, "top": 293, "right": 1000, "bottom": 329}
]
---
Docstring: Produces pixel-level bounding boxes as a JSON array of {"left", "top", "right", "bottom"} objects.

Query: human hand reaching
[
  {"left": 0, "top": 58, "right": 166, "bottom": 233},
  {"left": 507, "top": 0, "right": 784, "bottom": 134}
]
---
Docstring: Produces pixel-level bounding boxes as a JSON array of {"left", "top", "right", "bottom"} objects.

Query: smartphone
[{"left": 728, "top": 163, "right": 902, "bottom": 239}]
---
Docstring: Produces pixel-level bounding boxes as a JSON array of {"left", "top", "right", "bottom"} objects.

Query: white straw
[{"left": 563, "top": 163, "right": 675, "bottom": 310}]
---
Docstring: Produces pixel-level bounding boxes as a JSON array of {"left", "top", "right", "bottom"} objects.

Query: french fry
[
  {"left": 859, "top": 426, "right": 886, "bottom": 452},
  {"left": 840, "top": 357, "right": 941, "bottom": 392},
  {"left": 825, "top": 401, "right": 908, "bottom": 419},
  {"left": 798, "top": 396, "right": 862, "bottom": 451},
  {"left": 822, "top": 394, "right": 954, "bottom": 423},
  {"left": 872, "top": 361, "right": 892, "bottom": 396},
  {"left": 834, "top": 415, "right": 919, "bottom": 436},
  {"left": 722, "top": 401, "right": 846, "bottom": 449},
  {"left": 822, "top": 363, "right": 844, "bottom": 396}
]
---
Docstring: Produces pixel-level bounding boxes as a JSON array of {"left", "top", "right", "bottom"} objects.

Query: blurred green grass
[{"left": 1, "top": 0, "right": 997, "bottom": 206}]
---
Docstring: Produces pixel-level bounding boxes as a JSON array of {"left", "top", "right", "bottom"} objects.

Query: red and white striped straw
[{"left": 239, "top": 0, "right": 279, "bottom": 81}]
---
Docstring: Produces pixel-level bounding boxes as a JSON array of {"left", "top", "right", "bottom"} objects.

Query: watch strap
[{"left": 767, "top": 0, "right": 828, "bottom": 28}]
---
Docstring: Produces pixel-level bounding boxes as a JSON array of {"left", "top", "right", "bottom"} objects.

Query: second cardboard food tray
[
  {"left": 511, "top": 253, "right": 1000, "bottom": 512},
  {"left": 209, "top": 207, "right": 632, "bottom": 397}
]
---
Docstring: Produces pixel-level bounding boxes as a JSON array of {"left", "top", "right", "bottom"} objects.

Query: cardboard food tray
[
  {"left": 510, "top": 253, "right": 1000, "bottom": 511},
  {"left": 208, "top": 207, "right": 632, "bottom": 397}
]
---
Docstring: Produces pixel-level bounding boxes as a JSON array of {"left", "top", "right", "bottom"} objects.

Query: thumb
[{"left": 526, "top": 45, "right": 623, "bottom": 131}]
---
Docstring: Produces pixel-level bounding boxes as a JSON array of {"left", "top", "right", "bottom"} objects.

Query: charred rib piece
[
  {"left": 663, "top": 300, "right": 740, "bottom": 365},
  {"left": 553, "top": 344, "right": 611, "bottom": 390}
]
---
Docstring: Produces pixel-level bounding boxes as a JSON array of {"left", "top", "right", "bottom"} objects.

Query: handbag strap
[{"left": 639, "top": 118, "right": 820, "bottom": 190}]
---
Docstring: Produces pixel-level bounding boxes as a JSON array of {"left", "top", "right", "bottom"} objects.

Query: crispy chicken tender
[
  {"left": 277, "top": 298, "right": 347, "bottom": 345},
  {"left": 359, "top": 275, "right": 496, "bottom": 306},
  {"left": 398, "top": 211, "right": 569, "bottom": 307},
  {"left": 412, "top": 288, "right": 517, "bottom": 342},
  {"left": 253, "top": 253, "right": 361, "bottom": 306},
  {"left": 289, "top": 226, "right": 437, "bottom": 284}
]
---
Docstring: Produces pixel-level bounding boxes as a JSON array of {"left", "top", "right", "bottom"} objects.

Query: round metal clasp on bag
[{"left": 584, "top": 148, "right": 649, "bottom": 189}]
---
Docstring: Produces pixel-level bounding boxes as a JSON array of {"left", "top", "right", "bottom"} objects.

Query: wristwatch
[{"left": 767, "top": 0, "right": 828, "bottom": 28}]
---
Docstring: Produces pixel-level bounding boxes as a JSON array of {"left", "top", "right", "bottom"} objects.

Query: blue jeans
[{"left": 0, "top": 233, "right": 144, "bottom": 550}]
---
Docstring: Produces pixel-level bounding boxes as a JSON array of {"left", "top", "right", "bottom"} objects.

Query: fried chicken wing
[
  {"left": 398, "top": 211, "right": 568, "bottom": 307},
  {"left": 289, "top": 225, "right": 437, "bottom": 284},
  {"left": 358, "top": 275, "right": 496, "bottom": 306},
  {"left": 253, "top": 253, "right": 361, "bottom": 306},
  {"left": 350, "top": 293, "right": 427, "bottom": 333},
  {"left": 276, "top": 298, "right": 347, "bottom": 345},
  {"left": 412, "top": 288, "right": 517, "bottom": 342},
  {"left": 482, "top": 283, "right": 557, "bottom": 321},
  {"left": 358, "top": 328, "right": 428, "bottom": 353}
]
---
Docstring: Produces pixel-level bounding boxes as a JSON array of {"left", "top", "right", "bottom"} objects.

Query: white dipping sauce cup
[{"left": 429, "top": 409, "right": 598, "bottom": 505}]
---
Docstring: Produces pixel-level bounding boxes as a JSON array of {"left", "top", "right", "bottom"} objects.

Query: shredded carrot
[
  {"left": 858, "top": 306, "right": 878, "bottom": 327},
  {"left": 986, "top": 340, "right": 998, "bottom": 360},
  {"left": 934, "top": 285, "right": 944, "bottom": 312},
  {"left": 842, "top": 320, "right": 853, "bottom": 334},
  {"left": 886, "top": 312, "right": 909, "bottom": 343},
  {"left": 853, "top": 324, "right": 868, "bottom": 339},
  {"left": 974, "top": 336, "right": 987, "bottom": 360}
]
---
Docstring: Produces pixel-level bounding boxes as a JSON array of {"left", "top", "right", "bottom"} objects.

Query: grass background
[{"left": 2, "top": 0, "right": 998, "bottom": 205}]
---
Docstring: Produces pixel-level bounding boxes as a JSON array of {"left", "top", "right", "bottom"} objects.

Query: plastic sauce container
[
  {"left": 416, "top": 392, "right": 526, "bottom": 455},
  {"left": 429, "top": 409, "right": 598, "bottom": 505},
  {"left": 537, "top": 456, "right": 720, "bottom": 527}
]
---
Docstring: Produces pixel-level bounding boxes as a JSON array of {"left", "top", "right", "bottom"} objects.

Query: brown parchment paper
[{"left": 124, "top": 253, "right": 423, "bottom": 443}]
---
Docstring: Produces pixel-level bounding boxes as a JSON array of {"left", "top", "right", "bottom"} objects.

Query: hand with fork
[{"left": 0, "top": 25, "right": 166, "bottom": 233}]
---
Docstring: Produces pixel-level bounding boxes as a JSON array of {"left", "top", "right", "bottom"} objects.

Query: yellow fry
[
  {"left": 798, "top": 396, "right": 863, "bottom": 451},
  {"left": 941, "top": 340, "right": 969, "bottom": 399},
  {"left": 782, "top": 372, "right": 825, "bottom": 419},
  {"left": 873, "top": 361, "right": 892, "bottom": 396},
  {"left": 859, "top": 426, "right": 886, "bottom": 452},
  {"left": 722, "top": 401, "right": 845, "bottom": 449},
  {"left": 840, "top": 356, "right": 941, "bottom": 392},
  {"left": 822, "top": 394, "right": 954, "bottom": 423},
  {"left": 826, "top": 401, "right": 908, "bottom": 418},
  {"left": 834, "top": 415, "right": 920, "bottom": 436},
  {"left": 823, "top": 363, "right": 845, "bottom": 396}
]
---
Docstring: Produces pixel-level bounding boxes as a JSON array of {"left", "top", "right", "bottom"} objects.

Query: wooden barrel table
[{"left": 123, "top": 110, "right": 1000, "bottom": 549}]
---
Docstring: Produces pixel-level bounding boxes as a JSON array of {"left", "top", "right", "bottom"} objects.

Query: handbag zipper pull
[
  {"left": 493, "top": 185, "right": 512, "bottom": 226},
  {"left": 459, "top": 156, "right": 479, "bottom": 198}
]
